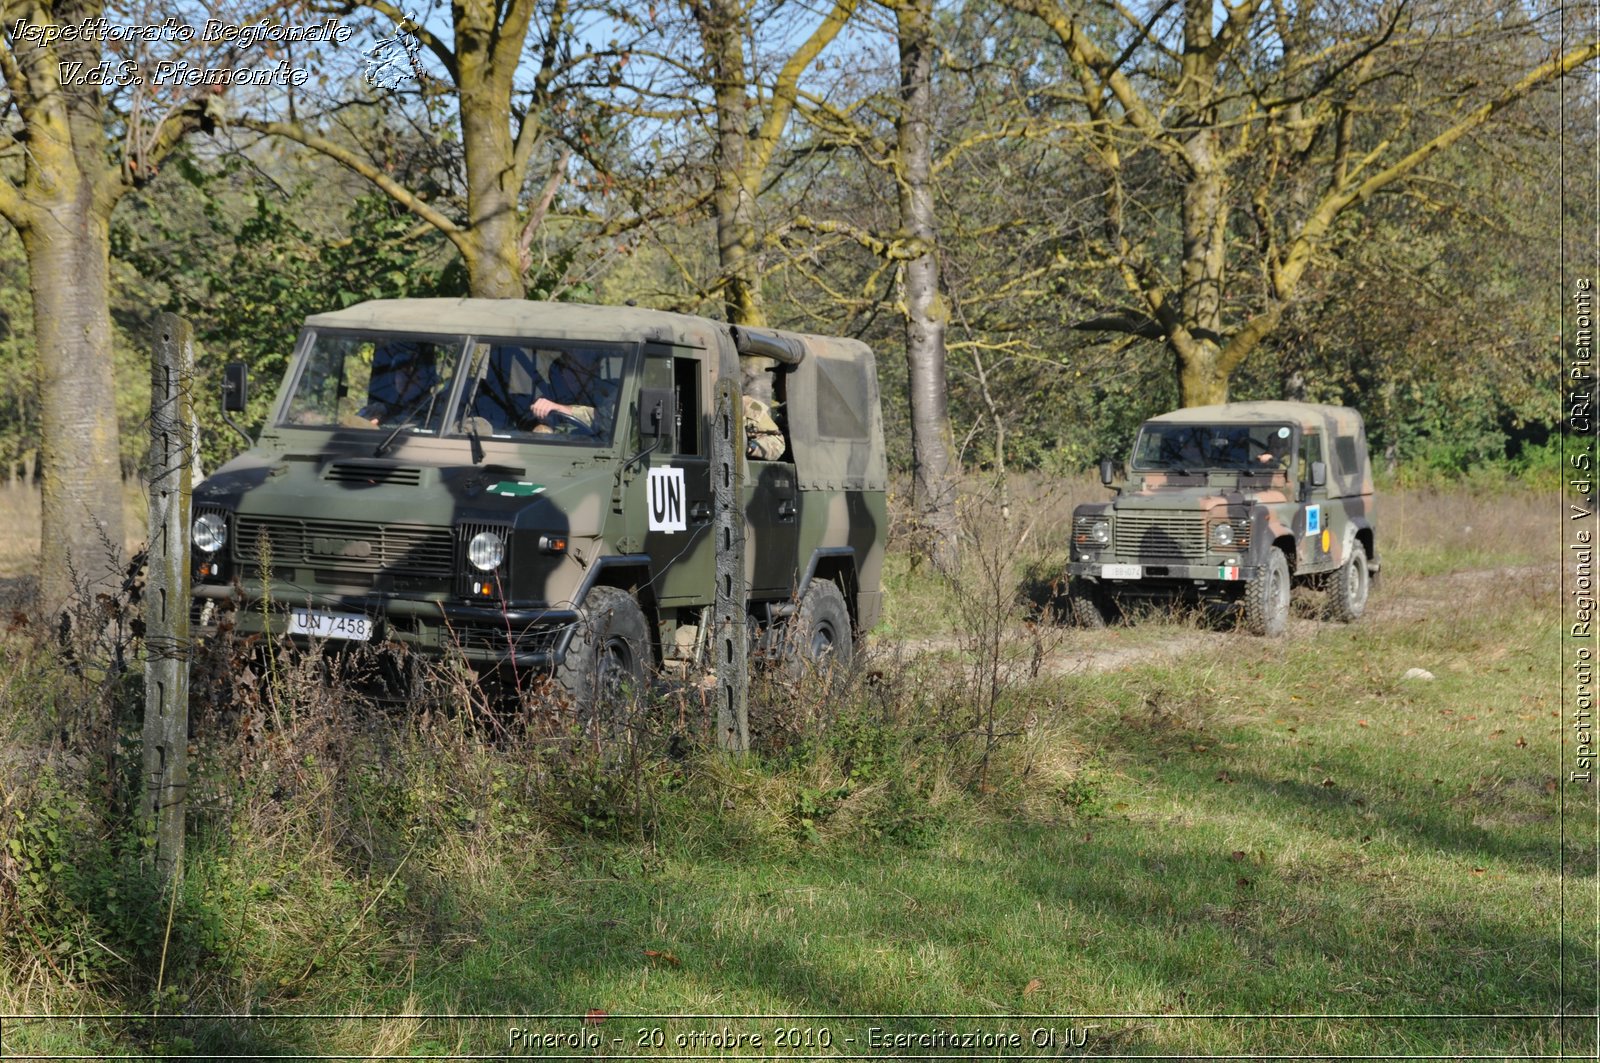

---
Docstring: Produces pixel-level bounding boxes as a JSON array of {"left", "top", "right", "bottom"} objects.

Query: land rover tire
[
  {"left": 1243, "top": 548, "right": 1291, "bottom": 637},
  {"left": 782, "top": 579, "right": 853, "bottom": 678},
  {"left": 1325, "top": 547, "right": 1369, "bottom": 623},
  {"left": 557, "top": 586, "right": 651, "bottom": 736},
  {"left": 1067, "top": 578, "right": 1112, "bottom": 628}
]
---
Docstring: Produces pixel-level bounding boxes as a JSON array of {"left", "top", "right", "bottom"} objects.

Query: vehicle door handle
[
  {"left": 689, "top": 501, "right": 712, "bottom": 523},
  {"left": 777, "top": 499, "right": 796, "bottom": 520}
]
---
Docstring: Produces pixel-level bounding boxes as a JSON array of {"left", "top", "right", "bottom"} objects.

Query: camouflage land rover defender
[
  {"left": 1067, "top": 401, "right": 1378, "bottom": 636},
  {"left": 190, "top": 299, "right": 886, "bottom": 702}
]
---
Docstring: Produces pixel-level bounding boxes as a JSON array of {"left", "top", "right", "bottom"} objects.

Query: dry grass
[{"left": 0, "top": 482, "right": 148, "bottom": 580}]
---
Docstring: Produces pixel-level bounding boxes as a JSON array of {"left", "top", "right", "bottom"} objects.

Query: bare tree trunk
[
  {"left": 24, "top": 198, "right": 122, "bottom": 609},
  {"left": 457, "top": 34, "right": 525, "bottom": 299},
  {"left": 700, "top": 0, "right": 765, "bottom": 326},
  {"left": 460, "top": 127, "right": 525, "bottom": 297},
  {"left": 897, "top": 0, "right": 958, "bottom": 569}
]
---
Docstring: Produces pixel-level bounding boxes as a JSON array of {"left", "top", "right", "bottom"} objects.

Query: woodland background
[{"left": 0, "top": 0, "right": 1593, "bottom": 600}]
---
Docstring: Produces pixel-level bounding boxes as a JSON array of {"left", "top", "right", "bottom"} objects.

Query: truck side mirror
[
  {"left": 222, "top": 362, "right": 249, "bottom": 413},
  {"left": 1309, "top": 460, "right": 1327, "bottom": 488},
  {"left": 637, "top": 387, "right": 675, "bottom": 441},
  {"left": 1099, "top": 458, "right": 1117, "bottom": 486}
]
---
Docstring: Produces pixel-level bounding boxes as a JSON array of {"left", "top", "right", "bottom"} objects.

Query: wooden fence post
[{"left": 144, "top": 313, "right": 194, "bottom": 886}]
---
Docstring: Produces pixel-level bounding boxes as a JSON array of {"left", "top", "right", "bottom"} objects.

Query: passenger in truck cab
[{"left": 359, "top": 341, "right": 439, "bottom": 425}]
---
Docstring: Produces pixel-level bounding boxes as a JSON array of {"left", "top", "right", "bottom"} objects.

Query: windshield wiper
[{"left": 373, "top": 389, "right": 439, "bottom": 457}]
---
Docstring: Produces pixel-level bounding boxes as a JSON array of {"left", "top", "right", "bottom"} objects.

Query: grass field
[{"left": 0, "top": 480, "right": 1590, "bottom": 1059}]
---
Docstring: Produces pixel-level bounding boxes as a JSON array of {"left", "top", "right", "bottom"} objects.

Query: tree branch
[{"left": 229, "top": 116, "right": 466, "bottom": 250}]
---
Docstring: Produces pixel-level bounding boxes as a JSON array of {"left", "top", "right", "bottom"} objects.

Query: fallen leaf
[
  {"left": 1357, "top": 720, "right": 1368, "bottom": 727},
  {"left": 1321, "top": 778, "right": 1336, "bottom": 788},
  {"left": 1515, "top": 737, "right": 1528, "bottom": 748},
  {"left": 1216, "top": 771, "right": 1234, "bottom": 783},
  {"left": 1229, "top": 850, "right": 1246, "bottom": 861},
  {"left": 1023, "top": 978, "right": 1044, "bottom": 998},
  {"left": 585, "top": 1010, "right": 608, "bottom": 1025},
  {"left": 1236, "top": 877, "right": 1253, "bottom": 888},
  {"left": 644, "top": 949, "right": 681, "bottom": 967},
  {"left": 1471, "top": 867, "right": 1486, "bottom": 875}
]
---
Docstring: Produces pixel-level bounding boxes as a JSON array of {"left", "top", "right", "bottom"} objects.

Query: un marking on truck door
[{"left": 648, "top": 467, "right": 687, "bottom": 532}]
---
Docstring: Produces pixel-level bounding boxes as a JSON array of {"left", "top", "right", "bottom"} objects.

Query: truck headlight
[
  {"left": 192, "top": 512, "right": 228, "bottom": 553},
  {"left": 468, "top": 530, "right": 505, "bottom": 571},
  {"left": 1090, "top": 520, "right": 1110, "bottom": 545},
  {"left": 1211, "top": 522, "right": 1235, "bottom": 548}
]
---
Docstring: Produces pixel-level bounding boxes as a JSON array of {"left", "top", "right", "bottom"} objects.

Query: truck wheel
[
  {"left": 1067, "top": 578, "right": 1112, "bottom": 628},
  {"left": 557, "top": 586, "right": 650, "bottom": 736},
  {"left": 782, "top": 579, "right": 853, "bottom": 678},
  {"left": 1325, "top": 547, "right": 1369, "bottom": 623},
  {"left": 1243, "top": 549, "right": 1291, "bottom": 637}
]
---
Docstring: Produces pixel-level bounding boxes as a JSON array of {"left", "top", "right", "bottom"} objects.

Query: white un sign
[{"left": 647, "top": 467, "right": 687, "bottom": 532}]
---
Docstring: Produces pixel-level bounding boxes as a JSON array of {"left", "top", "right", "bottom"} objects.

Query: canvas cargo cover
[
  {"left": 1146, "top": 401, "right": 1372, "bottom": 496},
  {"left": 304, "top": 298, "right": 727, "bottom": 351},
  {"left": 783, "top": 333, "right": 888, "bottom": 491}
]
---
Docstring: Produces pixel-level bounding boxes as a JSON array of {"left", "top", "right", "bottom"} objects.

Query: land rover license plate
[
  {"left": 1101, "top": 563, "right": 1142, "bottom": 580},
  {"left": 289, "top": 609, "right": 373, "bottom": 642}
]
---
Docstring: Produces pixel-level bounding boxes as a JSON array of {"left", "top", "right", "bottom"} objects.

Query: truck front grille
[
  {"left": 233, "top": 517, "right": 454, "bottom": 577},
  {"left": 1114, "top": 512, "right": 1207, "bottom": 559}
]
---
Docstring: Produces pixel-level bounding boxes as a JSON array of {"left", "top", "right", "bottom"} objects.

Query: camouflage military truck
[
  {"left": 1067, "top": 401, "right": 1378, "bottom": 636},
  {"left": 189, "top": 299, "right": 887, "bottom": 704}
]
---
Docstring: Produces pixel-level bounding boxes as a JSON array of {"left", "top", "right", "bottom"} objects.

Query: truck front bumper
[{"left": 192, "top": 584, "right": 579, "bottom": 668}]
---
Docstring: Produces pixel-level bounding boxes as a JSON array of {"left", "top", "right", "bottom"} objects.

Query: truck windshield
[
  {"left": 281, "top": 332, "right": 465, "bottom": 435},
  {"left": 1131, "top": 422, "right": 1296, "bottom": 474},
  {"left": 456, "top": 340, "right": 628, "bottom": 445}
]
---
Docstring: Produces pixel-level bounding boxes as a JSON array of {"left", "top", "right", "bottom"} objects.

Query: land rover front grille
[
  {"left": 233, "top": 517, "right": 454, "bottom": 577},
  {"left": 1114, "top": 512, "right": 1207, "bottom": 559}
]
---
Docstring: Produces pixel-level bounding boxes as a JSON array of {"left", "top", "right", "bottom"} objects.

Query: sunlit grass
[{"left": 1, "top": 480, "right": 1583, "bottom": 1058}]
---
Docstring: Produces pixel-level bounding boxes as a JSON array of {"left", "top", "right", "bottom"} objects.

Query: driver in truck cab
[{"left": 473, "top": 345, "right": 602, "bottom": 432}]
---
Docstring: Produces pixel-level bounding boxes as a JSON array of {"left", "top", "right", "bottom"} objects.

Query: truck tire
[
  {"left": 1243, "top": 548, "right": 1291, "bottom": 637},
  {"left": 1325, "top": 547, "right": 1369, "bottom": 623},
  {"left": 781, "top": 579, "right": 853, "bottom": 678},
  {"left": 557, "top": 586, "right": 650, "bottom": 735},
  {"left": 1067, "top": 578, "right": 1112, "bottom": 628}
]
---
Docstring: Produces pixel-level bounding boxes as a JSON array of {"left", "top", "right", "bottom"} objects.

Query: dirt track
[{"left": 874, "top": 561, "right": 1560, "bottom": 681}]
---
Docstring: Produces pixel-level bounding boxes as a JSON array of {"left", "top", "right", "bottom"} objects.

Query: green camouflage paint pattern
[
  {"left": 191, "top": 299, "right": 887, "bottom": 668},
  {"left": 1068, "top": 401, "right": 1378, "bottom": 610}
]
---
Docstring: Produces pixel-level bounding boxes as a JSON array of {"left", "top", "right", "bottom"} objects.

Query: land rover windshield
[
  {"left": 278, "top": 331, "right": 629, "bottom": 446},
  {"left": 1131, "top": 422, "right": 1297, "bottom": 474}
]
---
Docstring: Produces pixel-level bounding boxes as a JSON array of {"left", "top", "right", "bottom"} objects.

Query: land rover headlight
[
  {"left": 468, "top": 530, "right": 505, "bottom": 571},
  {"left": 1073, "top": 515, "right": 1112, "bottom": 551},
  {"left": 191, "top": 512, "right": 227, "bottom": 553},
  {"left": 1211, "top": 522, "right": 1235, "bottom": 548}
]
